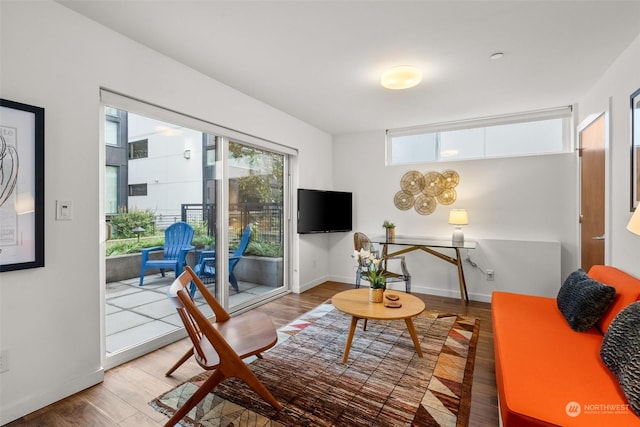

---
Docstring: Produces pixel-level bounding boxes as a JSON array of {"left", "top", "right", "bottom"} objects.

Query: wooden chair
[
  {"left": 139, "top": 221, "right": 194, "bottom": 286},
  {"left": 164, "top": 266, "right": 281, "bottom": 426},
  {"left": 354, "top": 231, "right": 411, "bottom": 293}
]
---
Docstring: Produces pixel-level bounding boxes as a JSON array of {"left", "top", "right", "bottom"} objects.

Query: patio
[{"left": 105, "top": 273, "right": 274, "bottom": 355}]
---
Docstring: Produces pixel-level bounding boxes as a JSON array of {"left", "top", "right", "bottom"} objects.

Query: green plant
[
  {"left": 382, "top": 220, "right": 396, "bottom": 229},
  {"left": 191, "top": 220, "right": 214, "bottom": 248},
  {"left": 245, "top": 241, "right": 283, "bottom": 257},
  {"left": 109, "top": 208, "right": 156, "bottom": 238},
  {"left": 106, "top": 237, "right": 164, "bottom": 256}
]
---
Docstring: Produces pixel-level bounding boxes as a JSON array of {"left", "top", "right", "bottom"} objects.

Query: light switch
[{"left": 56, "top": 200, "right": 72, "bottom": 220}]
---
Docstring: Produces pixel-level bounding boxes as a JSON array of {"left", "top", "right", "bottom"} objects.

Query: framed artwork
[
  {"left": 0, "top": 99, "right": 44, "bottom": 271},
  {"left": 632, "top": 88, "right": 640, "bottom": 212}
]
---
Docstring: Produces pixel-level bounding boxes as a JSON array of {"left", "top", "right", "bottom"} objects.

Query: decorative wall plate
[
  {"left": 422, "top": 172, "right": 444, "bottom": 196},
  {"left": 394, "top": 190, "right": 415, "bottom": 210},
  {"left": 437, "top": 188, "right": 457, "bottom": 205},
  {"left": 400, "top": 170, "right": 424, "bottom": 195},
  {"left": 414, "top": 194, "right": 437, "bottom": 215},
  {"left": 442, "top": 170, "right": 460, "bottom": 189}
]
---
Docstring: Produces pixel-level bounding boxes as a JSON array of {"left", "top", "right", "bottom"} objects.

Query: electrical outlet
[
  {"left": 486, "top": 270, "right": 495, "bottom": 281},
  {"left": 0, "top": 349, "right": 9, "bottom": 373}
]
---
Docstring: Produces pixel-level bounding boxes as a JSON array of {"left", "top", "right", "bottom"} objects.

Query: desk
[
  {"left": 332, "top": 289, "right": 425, "bottom": 363},
  {"left": 370, "top": 236, "right": 476, "bottom": 303}
]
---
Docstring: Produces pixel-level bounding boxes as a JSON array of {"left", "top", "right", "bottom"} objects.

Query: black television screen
[{"left": 297, "top": 189, "right": 352, "bottom": 233}]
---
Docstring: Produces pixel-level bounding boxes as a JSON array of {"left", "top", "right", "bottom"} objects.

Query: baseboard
[{"left": 0, "top": 368, "right": 104, "bottom": 425}]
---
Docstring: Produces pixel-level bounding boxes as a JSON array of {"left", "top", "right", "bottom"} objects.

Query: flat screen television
[{"left": 297, "top": 188, "right": 352, "bottom": 234}]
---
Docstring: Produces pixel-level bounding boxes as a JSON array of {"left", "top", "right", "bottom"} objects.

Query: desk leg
[
  {"left": 454, "top": 248, "right": 469, "bottom": 303},
  {"left": 404, "top": 318, "right": 424, "bottom": 358},
  {"left": 342, "top": 316, "right": 359, "bottom": 363}
]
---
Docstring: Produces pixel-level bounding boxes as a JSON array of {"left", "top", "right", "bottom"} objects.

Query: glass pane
[
  {"left": 105, "top": 120, "right": 119, "bottom": 146},
  {"left": 105, "top": 166, "right": 118, "bottom": 214},
  {"left": 391, "top": 133, "right": 437, "bottom": 164},
  {"left": 486, "top": 119, "right": 563, "bottom": 156},
  {"left": 227, "top": 140, "right": 285, "bottom": 310},
  {"left": 439, "top": 128, "right": 485, "bottom": 160}
]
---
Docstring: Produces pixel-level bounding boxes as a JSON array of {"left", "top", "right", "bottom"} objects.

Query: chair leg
[
  {"left": 234, "top": 362, "right": 282, "bottom": 411},
  {"left": 165, "top": 368, "right": 226, "bottom": 426},
  {"left": 165, "top": 347, "right": 193, "bottom": 376},
  {"left": 229, "top": 274, "right": 240, "bottom": 293}
]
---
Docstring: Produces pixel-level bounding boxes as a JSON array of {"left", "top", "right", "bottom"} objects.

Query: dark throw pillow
[
  {"left": 600, "top": 301, "right": 640, "bottom": 417},
  {"left": 557, "top": 269, "right": 616, "bottom": 332}
]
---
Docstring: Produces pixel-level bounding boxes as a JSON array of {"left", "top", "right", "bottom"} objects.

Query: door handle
[{"left": 592, "top": 235, "right": 606, "bottom": 240}]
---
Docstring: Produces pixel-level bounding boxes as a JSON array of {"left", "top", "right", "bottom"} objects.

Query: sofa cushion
[
  {"left": 589, "top": 265, "right": 640, "bottom": 332},
  {"left": 557, "top": 269, "right": 616, "bottom": 332},
  {"left": 600, "top": 301, "right": 640, "bottom": 417}
]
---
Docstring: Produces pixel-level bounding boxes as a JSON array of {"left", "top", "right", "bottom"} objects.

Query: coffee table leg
[
  {"left": 342, "top": 316, "right": 359, "bottom": 363},
  {"left": 405, "top": 318, "right": 424, "bottom": 358}
]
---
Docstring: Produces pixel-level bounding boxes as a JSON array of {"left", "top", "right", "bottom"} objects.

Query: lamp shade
[
  {"left": 448, "top": 209, "right": 468, "bottom": 225},
  {"left": 628, "top": 209, "right": 640, "bottom": 236}
]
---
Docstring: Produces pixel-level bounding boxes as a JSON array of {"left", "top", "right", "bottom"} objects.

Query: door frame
[{"left": 577, "top": 108, "right": 611, "bottom": 268}]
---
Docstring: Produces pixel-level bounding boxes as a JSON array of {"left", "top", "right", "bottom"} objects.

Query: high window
[
  {"left": 128, "top": 139, "right": 148, "bottom": 160},
  {"left": 386, "top": 106, "right": 573, "bottom": 165}
]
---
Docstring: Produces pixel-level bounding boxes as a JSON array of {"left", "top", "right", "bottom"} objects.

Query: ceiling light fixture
[
  {"left": 381, "top": 66, "right": 422, "bottom": 90},
  {"left": 490, "top": 52, "right": 504, "bottom": 60}
]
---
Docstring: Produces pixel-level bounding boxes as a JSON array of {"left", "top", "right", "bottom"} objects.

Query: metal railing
[{"left": 181, "top": 203, "right": 283, "bottom": 244}]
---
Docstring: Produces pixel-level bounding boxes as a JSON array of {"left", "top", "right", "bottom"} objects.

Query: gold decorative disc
[
  {"left": 414, "top": 194, "right": 437, "bottom": 215},
  {"left": 422, "top": 172, "right": 444, "bottom": 196},
  {"left": 437, "top": 188, "right": 457, "bottom": 205},
  {"left": 442, "top": 170, "right": 460, "bottom": 189},
  {"left": 400, "top": 170, "right": 425, "bottom": 195},
  {"left": 394, "top": 190, "right": 414, "bottom": 210}
]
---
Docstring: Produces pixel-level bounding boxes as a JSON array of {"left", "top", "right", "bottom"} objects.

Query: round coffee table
[{"left": 331, "top": 288, "right": 426, "bottom": 363}]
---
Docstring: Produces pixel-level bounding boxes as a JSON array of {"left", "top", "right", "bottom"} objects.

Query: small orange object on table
[{"left": 331, "top": 288, "right": 426, "bottom": 363}]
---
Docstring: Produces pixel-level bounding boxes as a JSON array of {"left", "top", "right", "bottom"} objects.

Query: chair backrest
[
  {"left": 232, "top": 225, "right": 252, "bottom": 257},
  {"left": 354, "top": 232, "right": 372, "bottom": 252},
  {"left": 164, "top": 222, "right": 195, "bottom": 259},
  {"left": 167, "top": 266, "right": 232, "bottom": 366}
]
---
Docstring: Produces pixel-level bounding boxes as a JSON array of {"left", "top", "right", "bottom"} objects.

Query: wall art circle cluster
[{"left": 395, "top": 170, "right": 460, "bottom": 215}]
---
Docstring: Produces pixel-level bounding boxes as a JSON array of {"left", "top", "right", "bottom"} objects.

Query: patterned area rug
[{"left": 150, "top": 302, "right": 480, "bottom": 426}]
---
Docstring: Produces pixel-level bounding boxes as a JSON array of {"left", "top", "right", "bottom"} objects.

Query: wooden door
[{"left": 580, "top": 114, "right": 606, "bottom": 271}]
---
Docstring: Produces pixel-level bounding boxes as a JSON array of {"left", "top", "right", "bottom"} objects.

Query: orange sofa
[{"left": 492, "top": 265, "right": 640, "bottom": 427}]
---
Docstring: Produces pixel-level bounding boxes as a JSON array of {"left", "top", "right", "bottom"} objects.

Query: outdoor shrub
[
  {"left": 245, "top": 241, "right": 283, "bottom": 257},
  {"left": 106, "top": 238, "right": 164, "bottom": 256},
  {"left": 110, "top": 208, "right": 156, "bottom": 239}
]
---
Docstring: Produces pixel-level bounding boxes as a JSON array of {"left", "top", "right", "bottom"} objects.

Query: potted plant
[
  {"left": 354, "top": 249, "right": 386, "bottom": 303},
  {"left": 382, "top": 220, "right": 396, "bottom": 241}
]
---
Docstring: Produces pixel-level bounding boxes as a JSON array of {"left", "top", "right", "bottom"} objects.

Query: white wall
[
  {"left": 330, "top": 130, "right": 577, "bottom": 301},
  {"left": 0, "top": 1, "right": 332, "bottom": 423},
  {"left": 578, "top": 32, "right": 640, "bottom": 278}
]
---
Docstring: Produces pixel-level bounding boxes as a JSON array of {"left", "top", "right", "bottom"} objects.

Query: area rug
[{"left": 150, "top": 302, "right": 480, "bottom": 427}]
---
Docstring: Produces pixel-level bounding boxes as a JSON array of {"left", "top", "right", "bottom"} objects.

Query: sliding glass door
[
  {"left": 102, "top": 96, "right": 290, "bottom": 367},
  {"left": 226, "top": 140, "right": 287, "bottom": 311}
]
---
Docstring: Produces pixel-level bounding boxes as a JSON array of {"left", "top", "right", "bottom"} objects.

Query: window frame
[{"left": 386, "top": 106, "right": 574, "bottom": 165}]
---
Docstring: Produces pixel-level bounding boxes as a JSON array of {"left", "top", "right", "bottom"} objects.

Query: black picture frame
[
  {"left": 0, "top": 99, "right": 45, "bottom": 271},
  {"left": 632, "top": 88, "right": 640, "bottom": 212}
]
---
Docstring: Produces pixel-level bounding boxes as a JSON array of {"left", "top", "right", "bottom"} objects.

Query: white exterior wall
[{"left": 0, "top": 1, "right": 331, "bottom": 423}]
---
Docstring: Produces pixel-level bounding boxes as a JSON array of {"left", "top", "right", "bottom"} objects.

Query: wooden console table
[{"left": 369, "top": 236, "right": 477, "bottom": 303}]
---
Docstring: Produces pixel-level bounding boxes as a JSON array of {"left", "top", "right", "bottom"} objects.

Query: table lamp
[
  {"left": 628, "top": 209, "right": 640, "bottom": 236},
  {"left": 449, "top": 209, "right": 468, "bottom": 244}
]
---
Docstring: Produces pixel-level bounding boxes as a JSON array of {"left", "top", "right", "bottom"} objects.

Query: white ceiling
[{"left": 58, "top": 0, "right": 640, "bottom": 135}]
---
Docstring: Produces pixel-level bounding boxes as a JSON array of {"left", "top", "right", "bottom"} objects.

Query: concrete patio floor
[{"left": 105, "top": 274, "right": 274, "bottom": 355}]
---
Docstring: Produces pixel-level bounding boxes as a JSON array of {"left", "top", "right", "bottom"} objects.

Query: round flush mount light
[
  {"left": 381, "top": 66, "right": 422, "bottom": 90},
  {"left": 490, "top": 52, "right": 504, "bottom": 60}
]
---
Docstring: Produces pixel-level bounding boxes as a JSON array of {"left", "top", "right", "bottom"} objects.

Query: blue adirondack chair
[
  {"left": 194, "top": 225, "right": 252, "bottom": 293},
  {"left": 139, "top": 221, "right": 195, "bottom": 286}
]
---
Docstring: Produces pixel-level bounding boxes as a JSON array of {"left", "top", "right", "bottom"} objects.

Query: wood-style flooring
[{"left": 6, "top": 282, "right": 498, "bottom": 426}]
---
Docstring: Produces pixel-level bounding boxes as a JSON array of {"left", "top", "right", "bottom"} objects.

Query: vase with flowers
[{"left": 354, "top": 248, "right": 386, "bottom": 303}]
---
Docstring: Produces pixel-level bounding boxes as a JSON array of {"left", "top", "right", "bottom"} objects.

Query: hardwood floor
[{"left": 7, "top": 282, "right": 498, "bottom": 426}]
